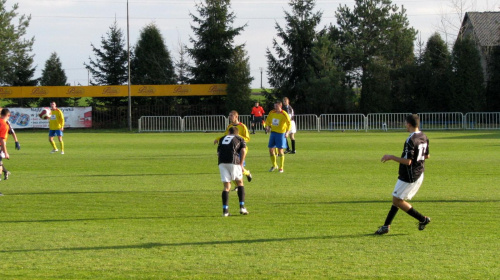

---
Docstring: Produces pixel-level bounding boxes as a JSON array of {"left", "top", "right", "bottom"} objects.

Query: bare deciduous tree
[{"left": 435, "top": 0, "right": 500, "bottom": 47}]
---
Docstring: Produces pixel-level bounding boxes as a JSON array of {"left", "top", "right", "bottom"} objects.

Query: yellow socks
[
  {"left": 50, "top": 140, "right": 57, "bottom": 150},
  {"left": 270, "top": 154, "right": 277, "bottom": 167},
  {"left": 60, "top": 141, "right": 64, "bottom": 152},
  {"left": 279, "top": 154, "right": 285, "bottom": 169}
]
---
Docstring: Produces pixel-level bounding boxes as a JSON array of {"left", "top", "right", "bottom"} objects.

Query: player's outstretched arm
[{"left": 381, "top": 154, "right": 411, "bottom": 165}]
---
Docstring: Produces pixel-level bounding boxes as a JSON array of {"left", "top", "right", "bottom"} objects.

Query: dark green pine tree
[
  {"left": 188, "top": 0, "right": 245, "bottom": 84},
  {"left": 225, "top": 46, "right": 253, "bottom": 114},
  {"left": 360, "top": 58, "right": 392, "bottom": 113},
  {"left": 5, "top": 47, "right": 39, "bottom": 107},
  {"left": 132, "top": 23, "right": 175, "bottom": 85},
  {"left": 7, "top": 50, "right": 37, "bottom": 87},
  {"left": 450, "top": 35, "right": 485, "bottom": 112},
  {"left": 486, "top": 46, "right": 500, "bottom": 111},
  {"left": 390, "top": 62, "right": 420, "bottom": 113},
  {"left": 187, "top": 0, "right": 246, "bottom": 111},
  {"left": 40, "top": 52, "right": 67, "bottom": 86},
  {"left": 0, "top": 0, "right": 39, "bottom": 107},
  {"left": 420, "top": 33, "right": 452, "bottom": 112},
  {"left": 0, "top": 0, "right": 34, "bottom": 85},
  {"left": 39, "top": 52, "right": 80, "bottom": 107},
  {"left": 84, "top": 21, "right": 128, "bottom": 106},
  {"left": 390, "top": 37, "right": 427, "bottom": 113},
  {"left": 300, "top": 34, "right": 353, "bottom": 113},
  {"left": 131, "top": 23, "right": 176, "bottom": 106},
  {"left": 175, "top": 42, "right": 191, "bottom": 85},
  {"left": 266, "top": 0, "right": 322, "bottom": 104},
  {"left": 332, "top": 0, "right": 417, "bottom": 113}
]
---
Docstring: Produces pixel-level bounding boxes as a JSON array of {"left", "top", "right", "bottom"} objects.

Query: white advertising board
[{"left": 8, "top": 107, "right": 92, "bottom": 129}]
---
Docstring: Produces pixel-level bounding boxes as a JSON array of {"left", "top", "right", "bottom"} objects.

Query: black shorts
[{"left": 252, "top": 116, "right": 263, "bottom": 124}]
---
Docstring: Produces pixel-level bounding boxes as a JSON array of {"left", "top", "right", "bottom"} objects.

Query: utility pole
[
  {"left": 127, "top": 0, "right": 132, "bottom": 131},
  {"left": 259, "top": 67, "right": 263, "bottom": 88}
]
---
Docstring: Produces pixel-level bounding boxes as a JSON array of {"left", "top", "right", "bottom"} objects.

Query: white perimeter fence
[{"left": 138, "top": 112, "right": 500, "bottom": 132}]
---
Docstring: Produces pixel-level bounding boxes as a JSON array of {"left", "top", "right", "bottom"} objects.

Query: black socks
[
  {"left": 406, "top": 207, "right": 426, "bottom": 222},
  {"left": 384, "top": 205, "right": 399, "bottom": 226}
]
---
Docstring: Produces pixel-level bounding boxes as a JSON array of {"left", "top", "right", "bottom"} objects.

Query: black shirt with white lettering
[
  {"left": 398, "top": 131, "right": 430, "bottom": 183},
  {"left": 217, "top": 134, "right": 246, "bottom": 165}
]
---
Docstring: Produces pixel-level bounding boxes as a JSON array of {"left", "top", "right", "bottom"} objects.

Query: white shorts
[
  {"left": 289, "top": 120, "right": 297, "bottom": 134},
  {"left": 219, "top": 163, "right": 243, "bottom": 182},
  {"left": 392, "top": 173, "right": 424, "bottom": 200}
]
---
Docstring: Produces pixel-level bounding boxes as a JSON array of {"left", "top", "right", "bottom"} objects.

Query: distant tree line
[
  {"left": 266, "top": 0, "right": 497, "bottom": 114},
  {"left": 0, "top": 0, "right": 253, "bottom": 114},
  {"left": 0, "top": 0, "right": 498, "bottom": 114}
]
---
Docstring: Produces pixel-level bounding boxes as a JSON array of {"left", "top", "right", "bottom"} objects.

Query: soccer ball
[{"left": 39, "top": 108, "right": 51, "bottom": 120}]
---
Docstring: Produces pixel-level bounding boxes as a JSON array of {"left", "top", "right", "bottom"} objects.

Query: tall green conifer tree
[
  {"left": 39, "top": 52, "right": 78, "bottom": 107},
  {"left": 450, "top": 35, "right": 485, "bottom": 112},
  {"left": 132, "top": 23, "right": 176, "bottom": 106},
  {"left": 420, "top": 33, "right": 452, "bottom": 112},
  {"left": 266, "top": 0, "right": 322, "bottom": 103},
  {"left": 332, "top": 0, "right": 416, "bottom": 113},
  {"left": 84, "top": 21, "right": 128, "bottom": 106}
]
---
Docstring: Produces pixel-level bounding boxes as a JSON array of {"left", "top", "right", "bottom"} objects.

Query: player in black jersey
[
  {"left": 375, "top": 114, "right": 431, "bottom": 235},
  {"left": 217, "top": 126, "right": 249, "bottom": 216}
]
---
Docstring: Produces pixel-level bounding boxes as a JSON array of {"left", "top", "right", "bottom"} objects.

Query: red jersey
[
  {"left": 0, "top": 118, "right": 9, "bottom": 144},
  {"left": 251, "top": 106, "right": 265, "bottom": 117}
]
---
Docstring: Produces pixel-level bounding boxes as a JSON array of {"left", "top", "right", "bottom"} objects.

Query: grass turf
[{"left": 0, "top": 130, "right": 498, "bottom": 279}]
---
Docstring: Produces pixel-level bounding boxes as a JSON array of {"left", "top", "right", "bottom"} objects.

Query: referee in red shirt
[{"left": 250, "top": 102, "right": 265, "bottom": 134}]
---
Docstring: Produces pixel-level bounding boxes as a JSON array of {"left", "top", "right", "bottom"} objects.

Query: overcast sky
[{"left": 13, "top": 0, "right": 500, "bottom": 88}]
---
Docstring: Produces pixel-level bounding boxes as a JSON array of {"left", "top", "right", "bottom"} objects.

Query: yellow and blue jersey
[
  {"left": 216, "top": 122, "right": 250, "bottom": 143},
  {"left": 265, "top": 110, "right": 291, "bottom": 133},
  {"left": 49, "top": 109, "right": 65, "bottom": 130}
]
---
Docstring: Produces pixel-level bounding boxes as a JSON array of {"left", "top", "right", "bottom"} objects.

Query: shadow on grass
[
  {"left": 0, "top": 215, "right": 213, "bottom": 224},
  {"left": 125, "top": 154, "right": 215, "bottom": 159},
  {"left": 434, "top": 132, "right": 500, "bottom": 140},
  {"left": 7, "top": 190, "right": 208, "bottom": 196},
  {"left": 32, "top": 173, "right": 215, "bottom": 178},
  {"left": 273, "top": 199, "right": 500, "bottom": 205},
  {"left": 0, "top": 233, "right": 407, "bottom": 253}
]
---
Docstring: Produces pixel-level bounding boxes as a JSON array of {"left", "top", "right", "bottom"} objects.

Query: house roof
[{"left": 461, "top": 12, "right": 500, "bottom": 47}]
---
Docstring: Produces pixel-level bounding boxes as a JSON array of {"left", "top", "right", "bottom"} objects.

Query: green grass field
[{"left": 0, "top": 130, "right": 498, "bottom": 279}]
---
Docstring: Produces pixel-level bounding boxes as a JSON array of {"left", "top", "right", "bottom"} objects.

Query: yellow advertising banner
[{"left": 0, "top": 84, "right": 227, "bottom": 98}]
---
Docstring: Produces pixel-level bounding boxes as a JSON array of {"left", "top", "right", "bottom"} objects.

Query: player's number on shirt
[
  {"left": 417, "top": 143, "right": 428, "bottom": 161},
  {"left": 221, "top": 135, "right": 235, "bottom": 145}
]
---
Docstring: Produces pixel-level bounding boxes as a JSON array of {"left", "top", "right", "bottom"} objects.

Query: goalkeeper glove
[{"left": 15, "top": 142, "right": 20, "bottom": 150}]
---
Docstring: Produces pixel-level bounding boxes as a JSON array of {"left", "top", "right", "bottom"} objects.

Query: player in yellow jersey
[
  {"left": 265, "top": 101, "right": 291, "bottom": 173},
  {"left": 214, "top": 110, "right": 252, "bottom": 182},
  {"left": 48, "top": 102, "right": 65, "bottom": 154}
]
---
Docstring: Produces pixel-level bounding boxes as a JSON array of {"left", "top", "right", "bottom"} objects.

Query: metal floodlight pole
[
  {"left": 127, "top": 0, "right": 132, "bottom": 131},
  {"left": 259, "top": 67, "right": 263, "bottom": 88}
]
